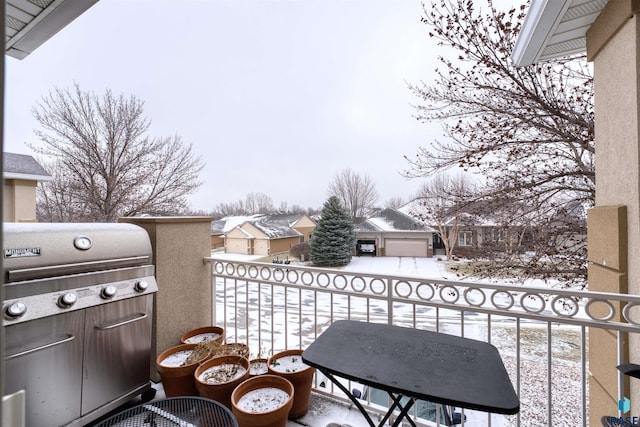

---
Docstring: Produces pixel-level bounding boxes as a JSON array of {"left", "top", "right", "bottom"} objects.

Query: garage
[
  {"left": 384, "top": 239, "right": 428, "bottom": 257},
  {"left": 226, "top": 237, "right": 252, "bottom": 254}
]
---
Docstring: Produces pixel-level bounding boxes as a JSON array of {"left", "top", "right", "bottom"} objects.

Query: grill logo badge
[{"left": 4, "top": 247, "right": 41, "bottom": 258}]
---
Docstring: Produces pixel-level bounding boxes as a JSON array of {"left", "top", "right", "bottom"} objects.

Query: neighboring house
[
  {"left": 355, "top": 208, "right": 435, "bottom": 257},
  {"left": 3, "top": 152, "right": 52, "bottom": 222},
  {"left": 210, "top": 214, "right": 263, "bottom": 249},
  {"left": 289, "top": 214, "right": 317, "bottom": 242},
  {"left": 397, "top": 202, "right": 488, "bottom": 255},
  {"left": 398, "top": 200, "right": 587, "bottom": 257},
  {"left": 212, "top": 214, "right": 317, "bottom": 255}
]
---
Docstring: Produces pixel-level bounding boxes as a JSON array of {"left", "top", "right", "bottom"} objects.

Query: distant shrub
[{"left": 290, "top": 242, "right": 311, "bottom": 261}]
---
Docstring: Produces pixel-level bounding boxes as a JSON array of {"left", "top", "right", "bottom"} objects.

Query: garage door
[
  {"left": 385, "top": 239, "right": 428, "bottom": 257},
  {"left": 226, "top": 238, "right": 250, "bottom": 254}
]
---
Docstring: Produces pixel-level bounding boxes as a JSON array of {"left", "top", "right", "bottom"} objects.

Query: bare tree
[
  {"left": 384, "top": 196, "right": 405, "bottom": 210},
  {"left": 244, "top": 192, "right": 275, "bottom": 214},
  {"left": 405, "top": 0, "right": 593, "bottom": 205},
  {"left": 213, "top": 192, "right": 276, "bottom": 217},
  {"left": 277, "top": 201, "right": 307, "bottom": 215},
  {"left": 32, "top": 84, "right": 204, "bottom": 222},
  {"left": 327, "top": 168, "right": 379, "bottom": 222},
  {"left": 404, "top": 0, "right": 592, "bottom": 286},
  {"left": 408, "top": 173, "right": 476, "bottom": 261}
]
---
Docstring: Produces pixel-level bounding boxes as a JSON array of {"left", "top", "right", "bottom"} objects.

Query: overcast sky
[{"left": 5, "top": 0, "right": 468, "bottom": 213}]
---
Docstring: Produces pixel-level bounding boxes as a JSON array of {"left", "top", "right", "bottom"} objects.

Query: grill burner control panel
[{"left": 3, "top": 276, "right": 158, "bottom": 324}]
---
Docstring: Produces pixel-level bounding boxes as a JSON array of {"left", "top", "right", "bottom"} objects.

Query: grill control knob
[
  {"left": 4, "top": 301, "right": 27, "bottom": 319},
  {"left": 134, "top": 280, "right": 149, "bottom": 292},
  {"left": 58, "top": 292, "right": 78, "bottom": 308},
  {"left": 101, "top": 285, "right": 117, "bottom": 299}
]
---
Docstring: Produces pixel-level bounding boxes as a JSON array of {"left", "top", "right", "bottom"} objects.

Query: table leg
[
  {"left": 319, "top": 370, "right": 378, "bottom": 427},
  {"left": 381, "top": 393, "right": 417, "bottom": 427},
  {"left": 319, "top": 369, "right": 419, "bottom": 427}
]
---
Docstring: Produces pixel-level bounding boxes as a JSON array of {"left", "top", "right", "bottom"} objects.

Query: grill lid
[{"left": 3, "top": 223, "right": 153, "bottom": 282}]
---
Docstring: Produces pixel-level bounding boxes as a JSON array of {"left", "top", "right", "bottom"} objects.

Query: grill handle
[
  {"left": 6, "top": 256, "right": 151, "bottom": 283},
  {"left": 4, "top": 334, "right": 75, "bottom": 360},
  {"left": 95, "top": 313, "right": 148, "bottom": 331}
]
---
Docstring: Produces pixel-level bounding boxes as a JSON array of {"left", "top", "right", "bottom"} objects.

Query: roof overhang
[
  {"left": 3, "top": 172, "right": 53, "bottom": 181},
  {"left": 6, "top": 0, "right": 99, "bottom": 60},
  {"left": 512, "top": 0, "right": 607, "bottom": 66}
]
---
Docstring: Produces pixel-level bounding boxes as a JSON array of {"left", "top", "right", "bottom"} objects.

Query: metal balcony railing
[{"left": 207, "top": 257, "right": 640, "bottom": 426}]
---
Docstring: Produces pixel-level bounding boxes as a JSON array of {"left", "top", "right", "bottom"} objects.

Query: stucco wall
[
  {"left": 3, "top": 179, "right": 38, "bottom": 222},
  {"left": 119, "top": 216, "right": 213, "bottom": 381},
  {"left": 588, "top": 2, "right": 640, "bottom": 421}
]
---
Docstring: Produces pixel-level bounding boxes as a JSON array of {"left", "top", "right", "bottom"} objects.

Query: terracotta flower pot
[
  {"left": 195, "top": 355, "right": 250, "bottom": 409},
  {"left": 181, "top": 325, "right": 225, "bottom": 345},
  {"left": 156, "top": 343, "right": 210, "bottom": 397},
  {"left": 268, "top": 349, "right": 315, "bottom": 419},
  {"left": 231, "top": 374, "right": 294, "bottom": 427},
  {"left": 249, "top": 358, "right": 269, "bottom": 377}
]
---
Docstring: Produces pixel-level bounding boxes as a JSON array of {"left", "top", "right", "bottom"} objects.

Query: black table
[
  {"left": 93, "top": 396, "right": 238, "bottom": 427},
  {"left": 302, "top": 320, "right": 519, "bottom": 427}
]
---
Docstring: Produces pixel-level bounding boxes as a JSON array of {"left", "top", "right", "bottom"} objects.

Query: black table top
[{"left": 302, "top": 320, "right": 519, "bottom": 415}]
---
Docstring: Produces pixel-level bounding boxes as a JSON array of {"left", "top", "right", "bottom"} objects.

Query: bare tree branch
[
  {"left": 32, "top": 84, "right": 204, "bottom": 222},
  {"left": 327, "top": 168, "right": 379, "bottom": 222}
]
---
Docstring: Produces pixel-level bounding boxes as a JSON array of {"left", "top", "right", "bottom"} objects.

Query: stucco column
[
  {"left": 587, "top": 1, "right": 640, "bottom": 423},
  {"left": 119, "top": 216, "right": 213, "bottom": 381}
]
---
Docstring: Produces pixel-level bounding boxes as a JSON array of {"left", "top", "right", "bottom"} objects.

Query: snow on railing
[{"left": 207, "top": 258, "right": 640, "bottom": 427}]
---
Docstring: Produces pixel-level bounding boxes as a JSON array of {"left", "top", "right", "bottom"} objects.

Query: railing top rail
[{"left": 206, "top": 257, "right": 640, "bottom": 304}]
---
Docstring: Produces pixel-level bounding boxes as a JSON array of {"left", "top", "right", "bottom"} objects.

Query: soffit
[
  {"left": 512, "top": 0, "right": 607, "bottom": 66},
  {"left": 6, "top": 0, "right": 98, "bottom": 59}
]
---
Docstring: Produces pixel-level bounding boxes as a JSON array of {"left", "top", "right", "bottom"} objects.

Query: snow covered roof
[
  {"left": 260, "top": 213, "right": 305, "bottom": 227},
  {"left": 212, "top": 214, "right": 304, "bottom": 239},
  {"left": 3, "top": 152, "right": 52, "bottom": 181},
  {"left": 250, "top": 220, "right": 302, "bottom": 239},
  {"left": 355, "top": 208, "right": 434, "bottom": 233},
  {"left": 211, "top": 214, "right": 265, "bottom": 235}
]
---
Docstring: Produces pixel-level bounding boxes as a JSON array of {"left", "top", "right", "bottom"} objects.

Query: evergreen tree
[{"left": 310, "top": 196, "right": 356, "bottom": 267}]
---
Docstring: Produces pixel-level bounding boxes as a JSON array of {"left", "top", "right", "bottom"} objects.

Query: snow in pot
[
  {"left": 250, "top": 360, "right": 268, "bottom": 376},
  {"left": 269, "top": 355, "right": 309, "bottom": 373},
  {"left": 160, "top": 350, "right": 193, "bottom": 367},
  {"left": 199, "top": 363, "right": 247, "bottom": 384},
  {"left": 237, "top": 387, "right": 290, "bottom": 413},
  {"left": 184, "top": 332, "right": 221, "bottom": 344}
]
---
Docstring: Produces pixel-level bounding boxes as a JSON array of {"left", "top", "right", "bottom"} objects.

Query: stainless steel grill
[{"left": 2, "top": 223, "right": 159, "bottom": 427}]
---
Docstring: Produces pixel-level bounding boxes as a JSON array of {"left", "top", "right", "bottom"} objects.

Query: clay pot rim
[
  {"left": 267, "top": 349, "right": 314, "bottom": 374},
  {"left": 194, "top": 355, "right": 250, "bottom": 386},
  {"left": 156, "top": 343, "right": 209, "bottom": 369},
  {"left": 180, "top": 325, "right": 225, "bottom": 344},
  {"left": 231, "top": 374, "right": 295, "bottom": 416}
]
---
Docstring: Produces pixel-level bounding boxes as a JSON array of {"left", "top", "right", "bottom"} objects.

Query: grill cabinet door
[
  {"left": 82, "top": 295, "right": 153, "bottom": 414},
  {"left": 4, "top": 310, "right": 85, "bottom": 427}
]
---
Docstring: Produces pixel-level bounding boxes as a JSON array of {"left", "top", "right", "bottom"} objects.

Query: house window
[{"left": 458, "top": 231, "right": 473, "bottom": 246}]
